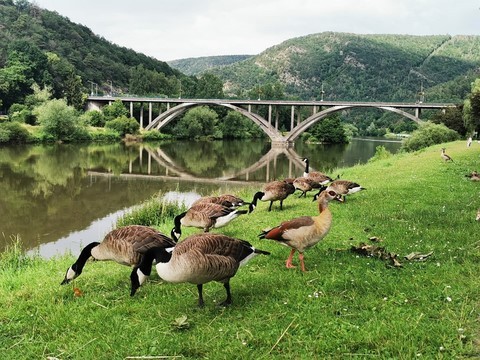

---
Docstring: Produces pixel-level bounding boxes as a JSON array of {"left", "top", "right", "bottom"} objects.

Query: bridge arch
[
  {"left": 285, "top": 105, "right": 422, "bottom": 143},
  {"left": 145, "top": 102, "right": 284, "bottom": 142}
]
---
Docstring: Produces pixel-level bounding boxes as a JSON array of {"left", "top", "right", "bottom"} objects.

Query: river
[{"left": 0, "top": 138, "right": 401, "bottom": 257}]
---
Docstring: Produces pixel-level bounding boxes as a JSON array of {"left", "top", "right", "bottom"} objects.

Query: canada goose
[
  {"left": 441, "top": 148, "right": 453, "bottom": 162},
  {"left": 173, "top": 203, "right": 248, "bottom": 237},
  {"left": 61, "top": 225, "right": 177, "bottom": 285},
  {"left": 465, "top": 171, "right": 480, "bottom": 181},
  {"left": 250, "top": 180, "right": 296, "bottom": 212},
  {"left": 313, "top": 179, "right": 365, "bottom": 202},
  {"left": 259, "top": 189, "right": 339, "bottom": 272},
  {"left": 191, "top": 194, "right": 250, "bottom": 211},
  {"left": 292, "top": 176, "right": 316, "bottom": 198},
  {"left": 130, "top": 233, "right": 270, "bottom": 307},
  {"left": 302, "top": 157, "right": 333, "bottom": 186}
]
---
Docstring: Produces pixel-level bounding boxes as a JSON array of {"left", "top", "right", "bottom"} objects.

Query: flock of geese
[{"left": 60, "top": 157, "right": 363, "bottom": 307}]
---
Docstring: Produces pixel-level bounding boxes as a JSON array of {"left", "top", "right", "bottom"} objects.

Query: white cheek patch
[
  {"left": 137, "top": 268, "right": 148, "bottom": 286},
  {"left": 66, "top": 267, "right": 77, "bottom": 280}
]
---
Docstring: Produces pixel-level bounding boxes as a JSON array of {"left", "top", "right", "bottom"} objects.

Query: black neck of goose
[
  {"left": 137, "top": 247, "right": 171, "bottom": 276},
  {"left": 72, "top": 242, "right": 99, "bottom": 275},
  {"left": 304, "top": 159, "right": 309, "bottom": 173},
  {"left": 251, "top": 191, "right": 264, "bottom": 206},
  {"left": 173, "top": 212, "right": 186, "bottom": 235}
]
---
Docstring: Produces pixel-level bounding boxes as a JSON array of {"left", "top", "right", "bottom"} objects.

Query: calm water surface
[{"left": 0, "top": 138, "right": 401, "bottom": 257}]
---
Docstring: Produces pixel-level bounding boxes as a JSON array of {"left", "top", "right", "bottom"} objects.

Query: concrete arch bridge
[{"left": 87, "top": 96, "right": 456, "bottom": 146}]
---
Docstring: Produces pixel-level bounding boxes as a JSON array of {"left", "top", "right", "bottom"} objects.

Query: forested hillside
[
  {"left": 168, "top": 55, "right": 252, "bottom": 76},
  {"left": 1, "top": 1, "right": 479, "bottom": 138},
  {"left": 0, "top": 0, "right": 190, "bottom": 110},
  {"left": 211, "top": 32, "right": 480, "bottom": 103}
]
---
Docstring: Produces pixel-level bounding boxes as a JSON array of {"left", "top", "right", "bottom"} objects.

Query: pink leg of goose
[
  {"left": 299, "top": 252, "right": 306, "bottom": 272},
  {"left": 285, "top": 248, "right": 296, "bottom": 268}
]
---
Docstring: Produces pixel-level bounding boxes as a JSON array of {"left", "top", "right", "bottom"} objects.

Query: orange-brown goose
[
  {"left": 173, "top": 203, "right": 248, "bottom": 237},
  {"left": 61, "top": 225, "right": 177, "bottom": 285},
  {"left": 441, "top": 148, "right": 453, "bottom": 162},
  {"left": 302, "top": 157, "right": 333, "bottom": 186},
  {"left": 259, "top": 189, "right": 339, "bottom": 272},
  {"left": 250, "top": 180, "right": 296, "bottom": 212},
  {"left": 130, "top": 233, "right": 270, "bottom": 307}
]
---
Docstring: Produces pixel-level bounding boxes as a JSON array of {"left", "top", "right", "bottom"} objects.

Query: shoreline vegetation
[{"left": 1, "top": 140, "right": 479, "bottom": 359}]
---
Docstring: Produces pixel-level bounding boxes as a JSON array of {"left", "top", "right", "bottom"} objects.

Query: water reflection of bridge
[{"left": 88, "top": 145, "right": 308, "bottom": 184}]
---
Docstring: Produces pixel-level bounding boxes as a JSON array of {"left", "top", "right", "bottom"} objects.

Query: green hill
[
  {"left": 1, "top": 1, "right": 479, "bottom": 134},
  {"left": 210, "top": 32, "right": 480, "bottom": 103},
  {"left": 168, "top": 55, "right": 252, "bottom": 76},
  {"left": 0, "top": 0, "right": 183, "bottom": 110}
]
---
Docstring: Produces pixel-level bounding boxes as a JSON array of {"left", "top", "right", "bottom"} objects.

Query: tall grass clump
[
  {"left": 0, "top": 236, "right": 34, "bottom": 272},
  {"left": 116, "top": 192, "right": 187, "bottom": 228},
  {"left": 368, "top": 145, "right": 393, "bottom": 163}
]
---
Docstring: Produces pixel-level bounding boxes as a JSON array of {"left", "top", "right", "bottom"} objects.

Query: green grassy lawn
[{"left": 1, "top": 141, "right": 479, "bottom": 359}]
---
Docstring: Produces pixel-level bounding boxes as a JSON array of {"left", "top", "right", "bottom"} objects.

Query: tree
[
  {"left": 431, "top": 105, "right": 466, "bottom": 136},
  {"left": 464, "top": 78, "right": 480, "bottom": 135},
  {"left": 174, "top": 106, "right": 221, "bottom": 139},
  {"left": 221, "top": 111, "right": 258, "bottom": 139},
  {"left": 102, "top": 99, "right": 129, "bottom": 121},
  {"left": 195, "top": 73, "right": 224, "bottom": 98},
  {"left": 309, "top": 114, "right": 348, "bottom": 144}
]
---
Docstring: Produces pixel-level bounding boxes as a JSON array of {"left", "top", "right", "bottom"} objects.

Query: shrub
[
  {"left": 89, "top": 128, "right": 121, "bottom": 142},
  {"left": 141, "top": 130, "right": 171, "bottom": 142},
  {"left": 83, "top": 110, "right": 106, "bottom": 127},
  {"left": 401, "top": 122, "right": 460, "bottom": 152},
  {"left": 102, "top": 100, "right": 129, "bottom": 121},
  {"left": 33, "top": 99, "right": 88, "bottom": 142},
  {"left": 0, "top": 122, "right": 31, "bottom": 143},
  {"left": 105, "top": 115, "right": 140, "bottom": 137}
]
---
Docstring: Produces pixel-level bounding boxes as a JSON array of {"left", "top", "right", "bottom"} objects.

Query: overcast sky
[{"left": 34, "top": 0, "right": 479, "bottom": 62}]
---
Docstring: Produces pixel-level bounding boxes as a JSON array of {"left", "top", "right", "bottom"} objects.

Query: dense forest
[
  {"left": 168, "top": 55, "right": 252, "bottom": 76},
  {"left": 1, "top": 0, "right": 480, "bottom": 141},
  {"left": 0, "top": 0, "right": 224, "bottom": 112}
]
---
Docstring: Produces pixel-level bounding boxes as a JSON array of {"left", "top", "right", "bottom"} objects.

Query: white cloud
[{"left": 34, "top": 0, "right": 480, "bottom": 61}]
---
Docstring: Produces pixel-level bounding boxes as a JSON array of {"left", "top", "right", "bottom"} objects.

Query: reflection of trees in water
[{"left": 157, "top": 141, "right": 270, "bottom": 177}]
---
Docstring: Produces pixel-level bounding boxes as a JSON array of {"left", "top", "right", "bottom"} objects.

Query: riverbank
[{"left": 1, "top": 140, "right": 479, "bottom": 359}]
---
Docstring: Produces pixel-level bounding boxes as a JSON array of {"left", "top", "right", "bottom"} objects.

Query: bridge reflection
[{"left": 88, "top": 144, "right": 308, "bottom": 185}]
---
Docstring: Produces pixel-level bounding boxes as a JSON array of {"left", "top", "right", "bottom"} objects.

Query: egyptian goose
[
  {"left": 61, "top": 225, "right": 177, "bottom": 285},
  {"left": 441, "top": 148, "right": 453, "bottom": 162},
  {"left": 250, "top": 180, "right": 296, "bottom": 212},
  {"left": 173, "top": 203, "right": 247, "bottom": 237},
  {"left": 130, "top": 233, "right": 270, "bottom": 307},
  {"left": 259, "top": 189, "right": 339, "bottom": 272}
]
